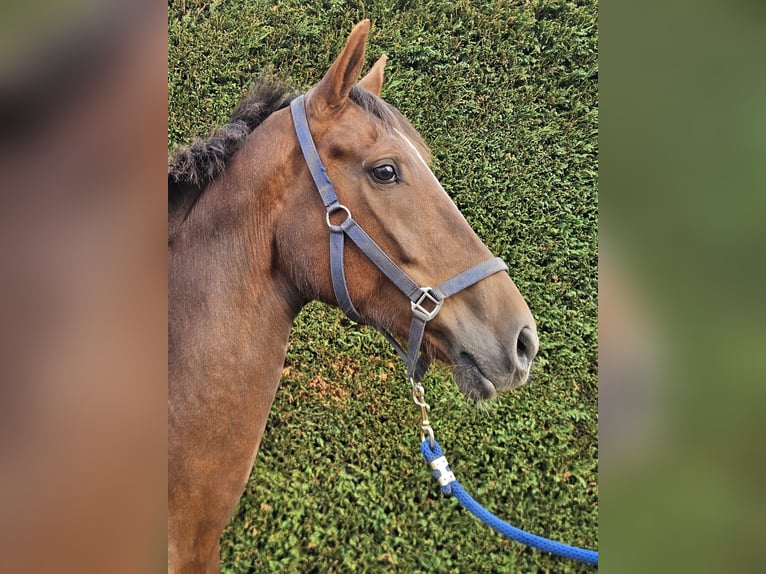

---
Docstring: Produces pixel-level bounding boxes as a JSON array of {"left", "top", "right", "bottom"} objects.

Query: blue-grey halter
[{"left": 290, "top": 94, "right": 508, "bottom": 382}]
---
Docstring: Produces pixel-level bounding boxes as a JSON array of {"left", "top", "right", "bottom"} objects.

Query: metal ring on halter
[{"left": 325, "top": 204, "right": 352, "bottom": 231}]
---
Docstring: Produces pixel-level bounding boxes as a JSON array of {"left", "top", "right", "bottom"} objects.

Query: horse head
[{"left": 275, "top": 21, "right": 538, "bottom": 400}]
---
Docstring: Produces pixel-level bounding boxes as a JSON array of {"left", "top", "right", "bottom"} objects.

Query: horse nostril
[{"left": 516, "top": 327, "right": 539, "bottom": 368}]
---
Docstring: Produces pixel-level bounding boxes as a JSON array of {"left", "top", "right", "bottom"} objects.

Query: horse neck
[
  {"left": 168, "top": 126, "right": 301, "bottom": 406},
  {"left": 168, "top": 123, "right": 308, "bottom": 563}
]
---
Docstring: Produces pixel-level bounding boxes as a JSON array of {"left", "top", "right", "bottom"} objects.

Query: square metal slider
[{"left": 411, "top": 287, "right": 444, "bottom": 321}]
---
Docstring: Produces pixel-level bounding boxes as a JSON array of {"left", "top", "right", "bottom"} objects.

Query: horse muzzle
[{"left": 452, "top": 324, "right": 539, "bottom": 401}]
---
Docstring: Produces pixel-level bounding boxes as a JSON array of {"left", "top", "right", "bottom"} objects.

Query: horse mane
[
  {"left": 168, "top": 76, "right": 296, "bottom": 224},
  {"left": 168, "top": 75, "right": 431, "bottom": 225}
]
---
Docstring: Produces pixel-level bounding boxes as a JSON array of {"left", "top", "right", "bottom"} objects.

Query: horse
[{"left": 168, "top": 20, "right": 538, "bottom": 573}]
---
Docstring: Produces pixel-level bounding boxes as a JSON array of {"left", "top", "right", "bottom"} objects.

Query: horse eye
[{"left": 370, "top": 164, "right": 398, "bottom": 184}]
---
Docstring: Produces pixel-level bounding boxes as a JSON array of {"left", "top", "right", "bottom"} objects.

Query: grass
[{"left": 168, "top": 1, "right": 598, "bottom": 571}]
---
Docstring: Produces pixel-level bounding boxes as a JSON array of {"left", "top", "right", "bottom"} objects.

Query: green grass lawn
[{"left": 169, "top": 1, "right": 597, "bottom": 571}]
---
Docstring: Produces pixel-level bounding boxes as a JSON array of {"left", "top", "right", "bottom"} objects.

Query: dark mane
[
  {"left": 168, "top": 76, "right": 297, "bottom": 189},
  {"left": 168, "top": 76, "right": 431, "bottom": 228}
]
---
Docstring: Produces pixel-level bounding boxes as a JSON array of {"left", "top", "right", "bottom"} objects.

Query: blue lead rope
[{"left": 421, "top": 439, "right": 598, "bottom": 566}]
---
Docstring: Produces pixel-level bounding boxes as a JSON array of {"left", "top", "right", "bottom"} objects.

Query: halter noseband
[{"left": 290, "top": 94, "right": 508, "bottom": 382}]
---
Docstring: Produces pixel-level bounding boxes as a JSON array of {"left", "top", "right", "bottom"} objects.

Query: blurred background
[
  {"left": 0, "top": 1, "right": 167, "bottom": 572},
  {"left": 601, "top": 0, "right": 766, "bottom": 571}
]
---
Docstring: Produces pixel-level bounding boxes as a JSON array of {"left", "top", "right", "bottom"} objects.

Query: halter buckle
[{"left": 411, "top": 287, "right": 443, "bottom": 321}]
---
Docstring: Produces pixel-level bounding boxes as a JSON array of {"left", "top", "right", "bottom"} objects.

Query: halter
[{"left": 290, "top": 94, "right": 508, "bottom": 382}]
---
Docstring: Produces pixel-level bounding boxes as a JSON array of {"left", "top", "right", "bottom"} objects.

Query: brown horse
[{"left": 168, "top": 20, "right": 538, "bottom": 573}]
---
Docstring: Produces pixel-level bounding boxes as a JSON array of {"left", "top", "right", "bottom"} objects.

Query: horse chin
[
  {"left": 453, "top": 352, "right": 499, "bottom": 402},
  {"left": 452, "top": 351, "right": 530, "bottom": 402}
]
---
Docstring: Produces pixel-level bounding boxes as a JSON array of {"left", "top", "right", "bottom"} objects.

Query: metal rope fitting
[{"left": 411, "top": 380, "right": 435, "bottom": 447}]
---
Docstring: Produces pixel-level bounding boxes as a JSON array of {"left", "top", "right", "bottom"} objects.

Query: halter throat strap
[{"left": 290, "top": 94, "right": 508, "bottom": 381}]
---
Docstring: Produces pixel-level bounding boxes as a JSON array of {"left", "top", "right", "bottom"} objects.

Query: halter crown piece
[{"left": 290, "top": 95, "right": 508, "bottom": 382}]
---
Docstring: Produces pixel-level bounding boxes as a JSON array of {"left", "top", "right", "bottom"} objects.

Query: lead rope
[{"left": 412, "top": 382, "right": 599, "bottom": 566}]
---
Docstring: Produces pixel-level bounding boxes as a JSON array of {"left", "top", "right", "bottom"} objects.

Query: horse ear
[
  {"left": 310, "top": 20, "right": 370, "bottom": 114},
  {"left": 358, "top": 54, "right": 387, "bottom": 96}
]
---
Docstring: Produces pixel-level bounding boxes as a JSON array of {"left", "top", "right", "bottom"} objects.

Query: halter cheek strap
[{"left": 290, "top": 94, "right": 508, "bottom": 381}]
